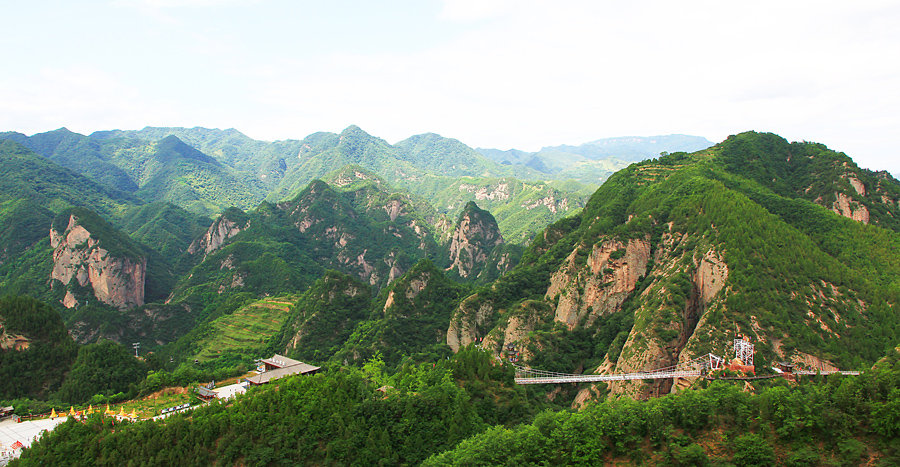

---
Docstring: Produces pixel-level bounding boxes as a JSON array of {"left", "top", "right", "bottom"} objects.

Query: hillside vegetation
[
  {"left": 2, "top": 127, "right": 900, "bottom": 466},
  {"left": 10, "top": 347, "right": 900, "bottom": 466}
]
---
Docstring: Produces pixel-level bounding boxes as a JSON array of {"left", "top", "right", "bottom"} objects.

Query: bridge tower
[{"left": 733, "top": 335, "right": 754, "bottom": 367}]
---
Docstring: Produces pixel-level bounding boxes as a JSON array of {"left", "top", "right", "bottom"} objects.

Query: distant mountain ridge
[
  {"left": 450, "top": 131, "right": 900, "bottom": 403},
  {"left": 477, "top": 134, "right": 714, "bottom": 184},
  {"left": 3, "top": 126, "right": 899, "bottom": 408},
  {"left": 4, "top": 125, "right": 600, "bottom": 244},
  {"left": 541, "top": 134, "right": 715, "bottom": 161}
]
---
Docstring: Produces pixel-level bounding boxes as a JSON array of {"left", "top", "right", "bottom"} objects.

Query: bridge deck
[
  {"left": 515, "top": 370, "right": 701, "bottom": 385},
  {"left": 793, "top": 370, "right": 860, "bottom": 376}
]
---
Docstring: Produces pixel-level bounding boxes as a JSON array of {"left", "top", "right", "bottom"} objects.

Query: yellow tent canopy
[
  {"left": 50, "top": 408, "right": 57, "bottom": 419},
  {"left": 119, "top": 407, "right": 126, "bottom": 417}
]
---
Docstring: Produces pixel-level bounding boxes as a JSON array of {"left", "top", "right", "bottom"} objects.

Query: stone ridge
[
  {"left": 446, "top": 202, "right": 504, "bottom": 279},
  {"left": 188, "top": 214, "right": 246, "bottom": 255},
  {"left": 50, "top": 214, "right": 146, "bottom": 310}
]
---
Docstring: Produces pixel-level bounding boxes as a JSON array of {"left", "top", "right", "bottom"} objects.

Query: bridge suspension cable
[{"left": 513, "top": 353, "right": 725, "bottom": 385}]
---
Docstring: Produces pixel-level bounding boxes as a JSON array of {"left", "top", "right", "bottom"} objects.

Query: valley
[{"left": 1, "top": 127, "right": 899, "bottom": 466}]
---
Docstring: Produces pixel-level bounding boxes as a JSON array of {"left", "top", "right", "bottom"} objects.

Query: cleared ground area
[{"left": 190, "top": 296, "right": 298, "bottom": 364}]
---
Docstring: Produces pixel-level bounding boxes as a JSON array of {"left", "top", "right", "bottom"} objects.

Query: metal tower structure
[{"left": 733, "top": 336, "right": 754, "bottom": 366}]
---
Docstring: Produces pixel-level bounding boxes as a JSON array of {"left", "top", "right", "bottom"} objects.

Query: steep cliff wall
[
  {"left": 188, "top": 211, "right": 247, "bottom": 255},
  {"left": 50, "top": 213, "right": 146, "bottom": 310},
  {"left": 446, "top": 202, "right": 504, "bottom": 278},
  {"left": 445, "top": 201, "right": 517, "bottom": 282},
  {"left": 547, "top": 235, "right": 652, "bottom": 330}
]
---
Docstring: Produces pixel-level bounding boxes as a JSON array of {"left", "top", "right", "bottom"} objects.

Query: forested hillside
[
  {"left": 10, "top": 347, "right": 900, "bottom": 466},
  {"left": 445, "top": 131, "right": 900, "bottom": 404},
  {"left": 2, "top": 126, "right": 900, "bottom": 466},
  {"left": 4, "top": 125, "right": 600, "bottom": 244}
]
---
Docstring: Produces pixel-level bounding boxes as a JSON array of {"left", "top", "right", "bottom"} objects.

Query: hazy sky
[{"left": 2, "top": 0, "right": 898, "bottom": 174}]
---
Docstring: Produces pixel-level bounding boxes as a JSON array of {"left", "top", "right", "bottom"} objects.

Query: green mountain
[
  {"left": 478, "top": 134, "right": 715, "bottom": 185},
  {"left": 394, "top": 132, "right": 546, "bottom": 180},
  {"left": 3, "top": 127, "right": 900, "bottom": 409},
  {"left": 0, "top": 139, "right": 138, "bottom": 218},
  {"left": 0, "top": 132, "right": 527, "bottom": 351},
  {"left": 0, "top": 295, "right": 78, "bottom": 400},
  {"left": 446, "top": 131, "right": 900, "bottom": 403},
  {"left": 168, "top": 177, "right": 441, "bottom": 312},
  {"left": 5, "top": 129, "right": 900, "bottom": 467},
  {"left": 128, "top": 136, "right": 266, "bottom": 216},
  {"left": 409, "top": 176, "right": 592, "bottom": 244},
  {"left": 6, "top": 125, "right": 594, "bottom": 244},
  {"left": 444, "top": 201, "right": 521, "bottom": 283},
  {"left": 118, "top": 201, "right": 212, "bottom": 266},
  {"left": 335, "top": 259, "right": 469, "bottom": 368},
  {"left": 0, "top": 128, "right": 139, "bottom": 192},
  {"left": 262, "top": 126, "right": 593, "bottom": 243},
  {"left": 0, "top": 141, "right": 217, "bottom": 346},
  {"left": 90, "top": 126, "right": 299, "bottom": 189},
  {"left": 3, "top": 130, "right": 268, "bottom": 217},
  {"left": 274, "top": 271, "right": 372, "bottom": 363}
]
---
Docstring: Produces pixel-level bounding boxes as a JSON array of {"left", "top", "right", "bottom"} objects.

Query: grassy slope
[{"left": 189, "top": 295, "right": 298, "bottom": 365}]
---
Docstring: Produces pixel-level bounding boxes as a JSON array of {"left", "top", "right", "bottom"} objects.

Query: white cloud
[
  {"left": 4, "top": 0, "right": 898, "bottom": 175},
  {"left": 439, "top": 0, "right": 522, "bottom": 22},
  {"left": 111, "top": 0, "right": 255, "bottom": 9},
  {"left": 0, "top": 67, "right": 177, "bottom": 136}
]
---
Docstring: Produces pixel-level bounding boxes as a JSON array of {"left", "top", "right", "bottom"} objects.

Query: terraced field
[{"left": 191, "top": 296, "right": 299, "bottom": 364}]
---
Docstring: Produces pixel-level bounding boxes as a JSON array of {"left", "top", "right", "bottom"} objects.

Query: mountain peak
[
  {"left": 154, "top": 135, "right": 218, "bottom": 164},
  {"left": 339, "top": 125, "right": 370, "bottom": 137}
]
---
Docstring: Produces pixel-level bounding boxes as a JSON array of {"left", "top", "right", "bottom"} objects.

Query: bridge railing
[{"left": 513, "top": 353, "right": 723, "bottom": 384}]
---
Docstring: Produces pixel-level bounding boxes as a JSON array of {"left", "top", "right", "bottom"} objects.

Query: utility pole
[{"left": 132, "top": 342, "right": 140, "bottom": 358}]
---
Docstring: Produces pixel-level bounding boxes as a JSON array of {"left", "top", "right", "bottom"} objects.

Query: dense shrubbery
[
  {"left": 12, "top": 348, "right": 900, "bottom": 466},
  {"left": 337, "top": 259, "right": 469, "bottom": 369},
  {"left": 13, "top": 347, "right": 526, "bottom": 467},
  {"left": 0, "top": 296, "right": 78, "bottom": 400},
  {"left": 424, "top": 350, "right": 900, "bottom": 466},
  {"left": 54, "top": 340, "right": 149, "bottom": 404}
]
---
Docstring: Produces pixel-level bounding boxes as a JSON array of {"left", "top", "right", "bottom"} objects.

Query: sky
[{"left": 2, "top": 0, "right": 899, "bottom": 175}]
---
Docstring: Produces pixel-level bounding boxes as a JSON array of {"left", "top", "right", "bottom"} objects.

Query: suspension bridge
[
  {"left": 512, "top": 352, "right": 859, "bottom": 385},
  {"left": 513, "top": 353, "right": 726, "bottom": 385}
]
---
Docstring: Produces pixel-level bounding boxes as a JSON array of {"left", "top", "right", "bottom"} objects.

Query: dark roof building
[
  {"left": 247, "top": 354, "right": 320, "bottom": 386},
  {"left": 260, "top": 354, "right": 303, "bottom": 371},
  {"left": 195, "top": 387, "right": 217, "bottom": 400}
]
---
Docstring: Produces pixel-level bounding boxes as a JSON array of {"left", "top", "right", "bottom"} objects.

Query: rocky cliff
[
  {"left": 335, "top": 259, "right": 466, "bottom": 366},
  {"left": 547, "top": 235, "right": 652, "bottom": 329},
  {"left": 443, "top": 131, "right": 900, "bottom": 407},
  {"left": 50, "top": 212, "right": 146, "bottom": 310},
  {"left": 445, "top": 201, "right": 513, "bottom": 281},
  {"left": 187, "top": 209, "right": 248, "bottom": 255}
]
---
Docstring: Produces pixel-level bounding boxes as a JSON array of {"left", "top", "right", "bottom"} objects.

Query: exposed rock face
[
  {"left": 50, "top": 215, "right": 146, "bottom": 310},
  {"left": 605, "top": 232, "right": 730, "bottom": 399},
  {"left": 548, "top": 236, "right": 652, "bottom": 329},
  {"left": 0, "top": 324, "right": 29, "bottom": 351},
  {"left": 446, "top": 202, "right": 505, "bottom": 278},
  {"left": 832, "top": 192, "right": 870, "bottom": 224},
  {"left": 693, "top": 249, "right": 728, "bottom": 306},
  {"left": 384, "top": 271, "right": 430, "bottom": 316},
  {"left": 848, "top": 176, "right": 866, "bottom": 196},
  {"left": 188, "top": 215, "right": 246, "bottom": 255},
  {"left": 523, "top": 195, "right": 569, "bottom": 214},
  {"left": 62, "top": 290, "right": 79, "bottom": 309},
  {"left": 458, "top": 183, "right": 510, "bottom": 201},
  {"left": 446, "top": 295, "right": 494, "bottom": 352},
  {"left": 433, "top": 216, "right": 455, "bottom": 245},
  {"left": 384, "top": 199, "right": 404, "bottom": 222}
]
